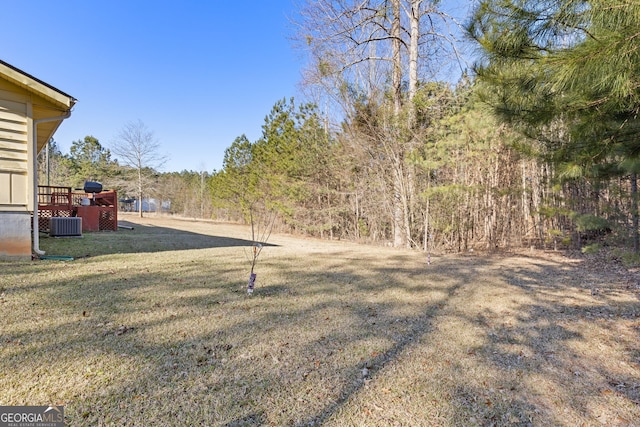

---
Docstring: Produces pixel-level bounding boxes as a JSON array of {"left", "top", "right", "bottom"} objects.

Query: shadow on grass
[
  {"left": 37, "top": 220, "right": 278, "bottom": 258},
  {"left": 2, "top": 232, "right": 640, "bottom": 425},
  {"left": 442, "top": 253, "right": 640, "bottom": 426}
]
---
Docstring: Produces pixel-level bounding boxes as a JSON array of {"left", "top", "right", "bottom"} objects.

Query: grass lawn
[{"left": 1, "top": 213, "right": 639, "bottom": 426}]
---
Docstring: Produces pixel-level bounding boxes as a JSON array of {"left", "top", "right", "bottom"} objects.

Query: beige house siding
[{"left": 0, "top": 98, "right": 29, "bottom": 210}]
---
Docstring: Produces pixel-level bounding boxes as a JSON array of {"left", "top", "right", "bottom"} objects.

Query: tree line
[
  {"left": 37, "top": 133, "right": 209, "bottom": 219},
  {"left": 39, "top": 0, "right": 640, "bottom": 254}
]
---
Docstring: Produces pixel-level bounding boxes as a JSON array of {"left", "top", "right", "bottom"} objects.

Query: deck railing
[{"left": 37, "top": 185, "right": 118, "bottom": 232}]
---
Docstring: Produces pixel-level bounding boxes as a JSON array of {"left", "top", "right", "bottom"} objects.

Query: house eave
[{"left": 0, "top": 59, "right": 76, "bottom": 111}]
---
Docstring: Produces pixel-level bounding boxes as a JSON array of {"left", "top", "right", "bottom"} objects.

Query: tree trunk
[
  {"left": 408, "top": 0, "right": 420, "bottom": 110},
  {"left": 138, "top": 166, "right": 144, "bottom": 218},
  {"left": 391, "top": 0, "right": 402, "bottom": 118},
  {"left": 391, "top": 0, "right": 407, "bottom": 248}
]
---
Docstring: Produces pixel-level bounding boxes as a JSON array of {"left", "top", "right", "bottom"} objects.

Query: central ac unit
[{"left": 50, "top": 217, "right": 82, "bottom": 237}]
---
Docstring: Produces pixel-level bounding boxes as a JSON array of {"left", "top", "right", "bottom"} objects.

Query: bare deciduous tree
[
  {"left": 293, "top": 0, "right": 460, "bottom": 247},
  {"left": 111, "top": 119, "right": 167, "bottom": 217}
]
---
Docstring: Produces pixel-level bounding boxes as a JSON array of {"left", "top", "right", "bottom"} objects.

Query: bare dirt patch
[{"left": 1, "top": 214, "right": 638, "bottom": 426}]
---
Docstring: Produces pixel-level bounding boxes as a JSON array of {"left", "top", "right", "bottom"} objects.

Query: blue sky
[{"left": 3, "top": 1, "right": 472, "bottom": 173}]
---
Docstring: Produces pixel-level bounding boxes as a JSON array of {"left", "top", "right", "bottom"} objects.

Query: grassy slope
[{"left": 1, "top": 214, "right": 638, "bottom": 426}]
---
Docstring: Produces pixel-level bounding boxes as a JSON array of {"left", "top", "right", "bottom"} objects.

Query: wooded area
[{"left": 39, "top": 0, "right": 640, "bottom": 255}]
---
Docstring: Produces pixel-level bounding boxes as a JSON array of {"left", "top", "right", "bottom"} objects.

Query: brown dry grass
[{"left": 1, "top": 213, "right": 639, "bottom": 426}]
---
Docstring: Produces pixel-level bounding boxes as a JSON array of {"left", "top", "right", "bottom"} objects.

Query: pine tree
[{"left": 468, "top": 0, "right": 640, "bottom": 249}]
